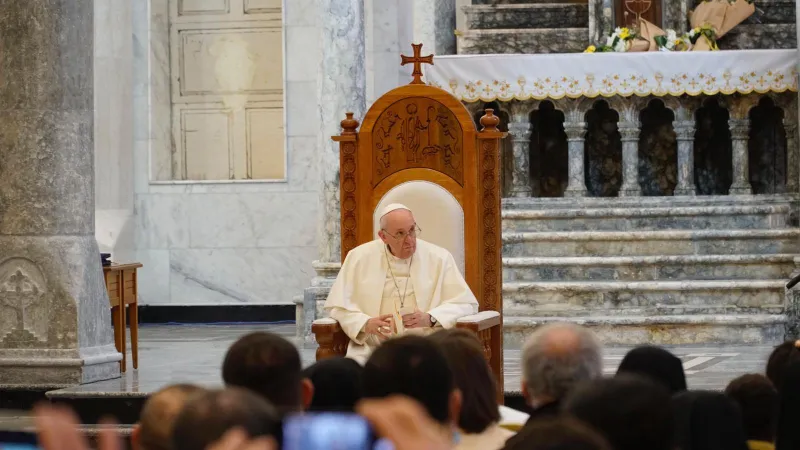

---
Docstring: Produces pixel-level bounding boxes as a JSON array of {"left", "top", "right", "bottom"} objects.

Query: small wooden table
[{"left": 103, "top": 262, "right": 143, "bottom": 372}]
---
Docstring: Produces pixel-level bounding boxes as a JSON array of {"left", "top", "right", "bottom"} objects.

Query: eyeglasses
[{"left": 383, "top": 225, "right": 422, "bottom": 241}]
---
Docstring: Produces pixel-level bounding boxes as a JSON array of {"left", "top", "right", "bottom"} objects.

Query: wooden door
[{"left": 615, "top": 0, "right": 663, "bottom": 29}]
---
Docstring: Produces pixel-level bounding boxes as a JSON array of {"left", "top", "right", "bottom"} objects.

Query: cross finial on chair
[{"left": 401, "top": 43, "right": 434, "bottom": 85}]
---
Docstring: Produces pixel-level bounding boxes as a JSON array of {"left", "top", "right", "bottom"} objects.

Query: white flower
[
  {"left": 666, "top": 29, "right": 678, "bottom": 42},
  {"left": 606, "top": 35, "right": 615, "bottom": 47},
  {"left": 614, "top": 39, "right": 628, "bottom": 52},
  {"left": 688, "top": 29, "right": 697, "bottom": 38}
]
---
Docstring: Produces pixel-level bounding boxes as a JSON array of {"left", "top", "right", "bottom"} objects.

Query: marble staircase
[
  {"left": 501, "top": 195, "right": 800, "bottom": 346},
  {"left": 458, "top": 0, "right": 589, "bottom": 54}
]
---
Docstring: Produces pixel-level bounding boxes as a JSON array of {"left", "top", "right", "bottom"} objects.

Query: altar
[{"left": 423, "top": 49, "right": 798, "bottom": 199}]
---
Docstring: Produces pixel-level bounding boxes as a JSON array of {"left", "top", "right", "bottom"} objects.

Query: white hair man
[
  {"left": 324, "top": 203, "right": 478, "bottom": 364},
  {"left": 502, "top": 323, "right": 603, "bottom": 447}
]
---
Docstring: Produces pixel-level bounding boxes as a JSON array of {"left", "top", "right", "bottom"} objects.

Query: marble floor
[{"left": 45, "top": 323, "right": 778, "bottom": 397}]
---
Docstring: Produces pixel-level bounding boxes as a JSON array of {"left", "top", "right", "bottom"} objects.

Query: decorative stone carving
[
  {"left": 564, "top": 121, "right": 589, "bottom": 197},
  {"left": 0, "top": 259, "right": 49, "bottom": 346}
]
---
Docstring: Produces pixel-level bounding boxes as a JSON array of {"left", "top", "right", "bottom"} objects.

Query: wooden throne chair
[{"left": 311, "top": 44, "right": 507, "bottom": 399}]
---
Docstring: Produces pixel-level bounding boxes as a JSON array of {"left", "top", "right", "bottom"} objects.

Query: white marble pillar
[
  {"left": 729, "top": 118, "right": 754, "bottom": 195},
  {"left": 784, "top": 115, "right": 799, "bottom": 193},
  {"left": 316, "top": 0, "right": 367, "bottom": 268},
  {"left": 564, "top": 121, "right": 589, "bottom": 197},
  {"left": 674, "top": 120, "right": 697, "bottom": 196},
  {"left": 507, "top": 103, "right": 532, "bottom": 197},
  {"left": 305, "top": 0, "right": 367, "bottom": 344},
  {"left": 618, "top": 122, "right": 642, "bottom": 197},
  {"left": 413, "top": 0, "right": 456, "bottom": 55}
]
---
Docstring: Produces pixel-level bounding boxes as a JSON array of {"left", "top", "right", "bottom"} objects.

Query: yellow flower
[
  {"left": 585, "top": 45, "right": 596, "bottom": 53},
  {"left": 619, "top": 28, "right": 631, "bottom": 39}
]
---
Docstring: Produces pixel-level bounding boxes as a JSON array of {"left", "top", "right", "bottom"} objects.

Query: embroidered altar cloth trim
[{"left": 422, "top": 49, "right": 797, "bottom": 101}]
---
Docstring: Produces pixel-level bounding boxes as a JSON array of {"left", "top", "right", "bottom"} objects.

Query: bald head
[
  {"left": 134, "top": 384, "right": 206, "bottom": 450},
  {"left": 378, "top": 207, "right": 417, "bottom": 259},
  {"left": 521, "top": 323, "right": 603, "bottom": 407}
]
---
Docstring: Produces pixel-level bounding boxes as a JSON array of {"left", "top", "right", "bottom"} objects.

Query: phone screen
[
  {"left": 0, "top": 430, "right": 41, "bottom": 450},
  {"left": 281, "top": 413, "right": 394, "bottom": 450}
]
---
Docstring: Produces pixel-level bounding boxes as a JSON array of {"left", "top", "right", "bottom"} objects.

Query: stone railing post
[
  {"left": 558, "top": 99, "right": 589, "bottom": 197},
  {"left": 674, "top": 120, "right": 697, "bottom": 196},
  {"left": 727, "top": 96, "right": 757, "bottom": 195},
  {"left": 507, "top": 101, "right": 534, "bottom": 197},
  {"left": 728, "top": 118, "right": 753, "bottom": 195},
  {"left": 613, "top": 99, "right": 642, "bottom": 197}
]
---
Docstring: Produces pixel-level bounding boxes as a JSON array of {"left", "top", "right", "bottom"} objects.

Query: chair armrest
[
  {"left": 455, "top": 310, "right": 501, "bottom": 332},
  {"left": 312, "top": 318, "right": 348, "bottom": 360}
]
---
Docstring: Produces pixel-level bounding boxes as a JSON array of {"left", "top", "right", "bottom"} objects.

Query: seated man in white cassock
[{"left": 324, "top": 203, "right": 479, "bottom": 364}]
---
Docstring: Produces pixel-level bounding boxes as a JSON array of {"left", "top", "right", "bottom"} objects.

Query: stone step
[
  {"left": 503, "top": 254, "right": 797, "bottom": 282},
  {"left": 502, "top": 204, "right": 790, "bottom": 232},
  {"left": 457, "top": 28, "right": 588, "bottom": 54},
  {"left": 472, "top": 0, "right": 587, "bottom": 4},
  {"left": 503, "top": 229, "right": 800, "bottom": 257},
  {"left": 503, "top": 314, "right": 786, "bottom": 345},
  {"left": 464, "top": 4, "right": 588, "bottom": 30},
  {"left": 502, "top": 194, "right": 799, "bottom": 210},
  {"left": 503, "top": 280, "right": 787, "bottom": 316}
]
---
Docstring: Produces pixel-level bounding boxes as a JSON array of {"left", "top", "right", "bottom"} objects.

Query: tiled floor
[{"left": 49, "top": 323, "right": 776, "bottom": 397}]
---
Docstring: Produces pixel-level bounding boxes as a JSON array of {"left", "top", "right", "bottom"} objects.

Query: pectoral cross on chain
[{"left": 401, "top": 43, "right": 434, "bottom": 85}]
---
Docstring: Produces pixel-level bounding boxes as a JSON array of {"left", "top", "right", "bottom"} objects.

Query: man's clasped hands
[{"left": 365, "top": 310, "right": 433, "bottom": 340}]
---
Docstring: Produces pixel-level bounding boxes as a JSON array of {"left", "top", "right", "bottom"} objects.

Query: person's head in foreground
[
  {"left": 616, "top": 345, "right": 687, "bottom": 394},
  {"left": 132, "top": 384, "right": 206, "bottom": 450},
  {"left": 502, "top": 417, "right": 613, "bottom": 450},
  {"left": 222, "top": 331, "right": 312, "bottom": 413},
  {"left": 302, "top": 356, "right": 364, "bottom": 412},
  {"left": 171, "top": 387, "right": 280, "bottom": 450},
  {"left": 672, "top": 390, "right": 749, "bottom": 450},
  {"left": 725, "top": 374, "right": 778, "bottom": 446},
  {"left": 362, "top": 335, "right": 461, "bottom": 443},
  {"left": 562, "top": 374, "right": 673, "bottom": 450},
  {"left": 766, "top": 340, "right": 800, "bottom": 391},
  {"left": 377, "top": 203, "right": 418, "bottom": 259},
  {"left": 521, "top": 322, "right": 603, "bottom": 411},
  {"left": 429, "top": 329, "right": 514, "bottom": 447},
  {"left": 775, "top": 360, "right": 800, "bottom": 450}
]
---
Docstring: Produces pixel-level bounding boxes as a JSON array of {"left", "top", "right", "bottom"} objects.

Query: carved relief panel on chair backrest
[{"left": 371, "top": 97, "right": 465, "bottom": 187}]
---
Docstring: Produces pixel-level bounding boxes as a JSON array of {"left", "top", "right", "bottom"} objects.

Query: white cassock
[{"left": 324, "top": 238, "right": 479, "bottom": 364}]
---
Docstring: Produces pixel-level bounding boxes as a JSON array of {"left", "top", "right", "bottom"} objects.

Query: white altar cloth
[{"left": 422, "top": 49, "right": 798, "bottom": 102}]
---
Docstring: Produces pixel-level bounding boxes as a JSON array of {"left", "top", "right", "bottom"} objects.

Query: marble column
[
  {"left": 618, "top": 121, "right": 643, "bottom": 197},
  {"left": 729, "top": 118, "right": 754, "bottom": 195},
  {"left": 507, "top": 103, "right": 533, "bottom": 198},
  {"left": 674, "top": 120, "right": 697, "bottom": 196},
  {"left": 0, "top": 0, "right": 121, "bottom": 385},
  {"left": 413, "top": 0, "right": 456, "bottom": 55},
  {"left": 305, "top": 0, "right": 367, "bottom": 344},
  {"left": 564, "top": 121, "right": 589, "bottom": 197}
]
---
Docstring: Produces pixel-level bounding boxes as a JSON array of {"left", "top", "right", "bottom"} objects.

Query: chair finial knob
[
  {"left": 341, "top": 112, "right": 360, "bottom": 135},
  {"left": 480, "top": 109, "right": 500, "bottom": 132}
]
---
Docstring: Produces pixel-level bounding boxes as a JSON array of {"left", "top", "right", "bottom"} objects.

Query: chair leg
[
  {"left": 111, "top": 307, "right": 121, "bottom": 354},
  {"left": 130, "top": 303, "right": 138, "bottom": 370},
  {"left": 118, "top": 303, "right": 127, "bottom": 372}
]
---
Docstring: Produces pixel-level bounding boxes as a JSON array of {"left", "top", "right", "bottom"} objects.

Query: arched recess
[
  {"left": 530, "top": 101, "right": 568, "bottom": 197},
  {"left": 694, "top": 97, "right": 733, "bottom": 195},
  {"left": 639, "top": 99, "right": 678, "bottom": 196},
  {"left": 584, "top": 100, "right": 623, "bottom": 197},
  {"left": 748, "top": 96, "right": 787, "bottom": 194}
]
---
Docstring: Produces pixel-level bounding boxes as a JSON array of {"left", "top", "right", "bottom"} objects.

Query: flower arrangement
[
  {"left": 584, "top": 27, "right": 639, "bottom": 53},
  {"left": 653, "top": 29, "right": 693, "bottom": 51}
]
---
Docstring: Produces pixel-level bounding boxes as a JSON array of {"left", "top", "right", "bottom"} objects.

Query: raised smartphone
[{"left": 281, "top": 412, "right": 394, "bottom": 450}]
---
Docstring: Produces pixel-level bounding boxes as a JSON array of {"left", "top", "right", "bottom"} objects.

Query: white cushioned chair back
[{"left": 373, "top": 181, "right": 465, "bottom": 275}]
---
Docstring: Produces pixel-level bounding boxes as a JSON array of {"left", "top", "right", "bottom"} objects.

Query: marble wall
[
  {"left": 95, "top": 0, "right": 135, "bottom": 263},
  {"left": 120, "top": 0, "right": 418, "bottom": 307},
  {"left": 129, "top": 0, "right": 319, "bottom": 306}
]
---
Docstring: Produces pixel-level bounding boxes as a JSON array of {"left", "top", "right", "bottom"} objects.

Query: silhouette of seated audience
[
  {"left": 725, "top": 374, "right": 779, "bottom": 450},
  {"left": 616, "top": 345, "right": 688, "bottom": 394}
]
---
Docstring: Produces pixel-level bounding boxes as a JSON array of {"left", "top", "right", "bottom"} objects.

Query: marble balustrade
[{"left": 468, "top": 93, "right": 800, "bottom": 199}]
